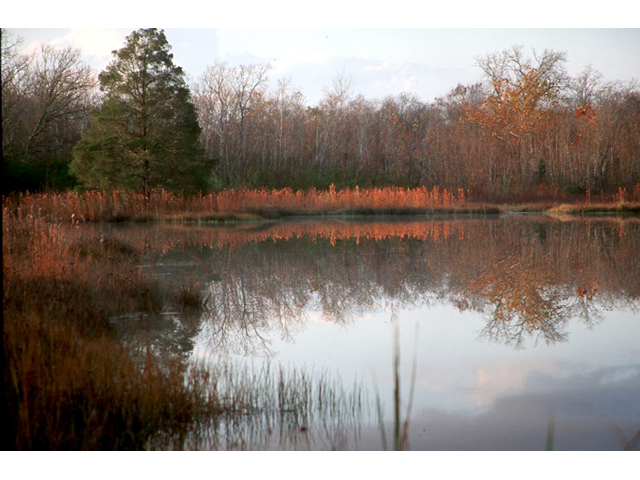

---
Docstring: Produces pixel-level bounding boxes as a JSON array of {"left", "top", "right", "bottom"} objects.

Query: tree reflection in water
[
  {"left": 132, "top": 216, "right": 639, "bottom": 355},
  {"left": 107, "top": 215, "right": 639, "bottom": 449}
]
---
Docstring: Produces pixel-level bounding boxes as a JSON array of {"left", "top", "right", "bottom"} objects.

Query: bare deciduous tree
[
  {"left": 1, "top": 29, "right": 33, "bottom": 154},
  {"left": 476, "top": 45, "right": 567, "bottom": 105},
  {"left": 22, "top": 44, "right": 96, "bottom": 161},
  {"left": 566, "top": 65, "right": 604, "bottom": 109},
  {"left": 193, "top": 61, "right": 270, "bottom": 183}
]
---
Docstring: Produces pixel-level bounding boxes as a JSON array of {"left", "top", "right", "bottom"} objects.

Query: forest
[{"left": 2, "top": 28, "right": 639, "bottom": 200}]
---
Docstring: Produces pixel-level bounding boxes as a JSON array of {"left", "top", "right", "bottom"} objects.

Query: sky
[
  {"left": 5, "top": 3, "right": 640, "bottom": 107},
  {"left": 7, "top": 26, "right": 640, "bottom": 107},
  {"left": 3, "top": 0, "right": 640, "bottom": 105}
]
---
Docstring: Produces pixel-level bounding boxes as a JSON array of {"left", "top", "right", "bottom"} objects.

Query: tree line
[{"left": 2, "top": 28, "right": 639, "bottom": 196}]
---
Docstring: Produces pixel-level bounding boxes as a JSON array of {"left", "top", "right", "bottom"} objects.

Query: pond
[{"left": 112, "top": 214, "right": 640, "bottom": 450}]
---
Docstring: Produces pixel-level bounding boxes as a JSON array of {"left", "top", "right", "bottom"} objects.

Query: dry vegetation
[
  {"left": 2, "top": 207, "right": 224, "bottom": 449},
  {"left": 3, "top": 192, "right": 380, "bottom": 450},
  {"left": 4, "top": 185, "right": 639, "bottom": 226}
]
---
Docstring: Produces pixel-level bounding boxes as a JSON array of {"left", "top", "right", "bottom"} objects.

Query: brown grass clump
[
  {"left": 2, "top": 197, "right": 370, "bottom": 450},
  {"left": 545, "top": 201, "right": 640, "bottom": 215},
  {"left": 2, "top": 207, "right": 221, "bottom": 450},
  {"left": 2, "top": 186, "right": 473, "bottom": 223}
]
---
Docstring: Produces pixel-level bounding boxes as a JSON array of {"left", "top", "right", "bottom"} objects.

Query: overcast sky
[{"left": 6, "top": 4, "right": 640, "bottom": 107}]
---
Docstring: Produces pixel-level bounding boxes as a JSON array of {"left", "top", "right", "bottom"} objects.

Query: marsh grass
[
  {"left": 175, "top": 360, "right": 368, "bottom": 450},
  {"left": 2, "top": 209, "right": 218, "bottom": 449},
  {"left": 3, "top": 187, "right": 472, "bottom": 223},
  {"left": 2, "top": 201, "right": 369, "bottom": 450},
  {"left": 545, "top": 202, "right": 640, "bottom": 215},
  {"left": 4, "top": 186, "right": 638, "bottom": 227},
  {"left": 12, "top": 185, "right": 640, "bottom": 226}
]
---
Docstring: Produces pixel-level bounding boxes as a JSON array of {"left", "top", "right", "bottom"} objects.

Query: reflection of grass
[
  {"left": 175, "top": 275, "right": 205, "bottom": 311},
  {"left": 181, "top": 360, "right": 368, "bottom": 450}
]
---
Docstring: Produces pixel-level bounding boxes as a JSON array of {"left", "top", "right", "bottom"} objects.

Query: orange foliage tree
[{"left": 464, "top": 66, "right": 562, "bottom": 192}]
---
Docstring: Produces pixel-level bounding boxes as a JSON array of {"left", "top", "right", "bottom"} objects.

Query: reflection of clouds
[
  {"left": 307, "top": 311, "right": 336, "bottom": 325},
  {"left": 308, "top": 310, "right": 374, "bottom": 325},
  {"left": 417, "top": 378, "right": 441, "bottom": 393},
  {"left": 599, "top": 365, "right": 640, "bottom": 385},
  {"left": 133, "top": 219, "right": 640, "bottom": 449},
  {"left": 469, "top": 358, "right": 570, "bottom": 407},
  {"left": 405, "top": 363, "right": 640, "bottom": 450},
  {"left": 521, "top": 364, "right": 640, "bottom": 421}
]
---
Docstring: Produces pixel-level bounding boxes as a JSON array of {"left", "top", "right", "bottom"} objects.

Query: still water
[{"left": 119, "top": 214, "right": 640, "bottom": 450}]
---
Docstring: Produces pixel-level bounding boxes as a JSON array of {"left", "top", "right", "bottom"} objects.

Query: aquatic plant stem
[
  {"left": 393, "top": 320, "right": 401, "bottom": 451},
  {"left": 401, "top": 322, "right": 419, "bottom": 451},
  {"left": 546, "top": 409, "right": 555, "bottom": 451}
]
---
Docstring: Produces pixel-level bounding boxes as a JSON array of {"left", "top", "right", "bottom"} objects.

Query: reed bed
[
  {"left": 2, "top": 200, "right": 370, "bottom": 450},
  {"left": 2, "top": 206, "right": 217, "bottom": 449},
  {"left": 3, "top": 186, "right": 471, "bottom": 224},
  {"left": 4, "top": 184, "right": 638, "bottom": 226}
]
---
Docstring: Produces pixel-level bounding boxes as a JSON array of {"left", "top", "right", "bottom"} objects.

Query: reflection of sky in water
[
  {"left": 194, "top": 301, "right": 640, "bottom": 450},
  {"left": 146, "top": 216, "right": 640, "bottom": 450}
]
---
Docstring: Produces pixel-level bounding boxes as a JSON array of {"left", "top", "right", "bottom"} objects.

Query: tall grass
[
  {"left": 4, "top": 184, "right": 638, "bottom": 225},
  {"left": 2, "top": 206, "right": 219, "bottom": 449},
  {"left": 2, "top": 199, "right": 369, "bottom": 450},
  {"left": 179, "top": 360, "right": 368, "bottom": 450},
  {"left": 3, "top": 186, "right": 472, "bottom": 223},
  {"left": 375, "top": 319, "right": 419, "bottom": 451}
]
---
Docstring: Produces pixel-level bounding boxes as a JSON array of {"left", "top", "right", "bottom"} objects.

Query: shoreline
[{"left": 106, "top": 202, "right": 640, "bottom": 224}]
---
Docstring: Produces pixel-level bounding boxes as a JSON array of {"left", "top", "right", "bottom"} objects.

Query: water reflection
[
  {"left": 107, "top": 215, "right": 639, "bottom": 449},
  {"left": 136, "top": 216, "right": 638, "bottom": 354},
  {"left": 171, "top": 360, "right": 369, "bottom": 451}
]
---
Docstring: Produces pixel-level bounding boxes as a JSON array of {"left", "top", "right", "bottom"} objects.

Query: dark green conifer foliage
[{"left": 70, "top": 28, "right": 209, "bottom": 194}]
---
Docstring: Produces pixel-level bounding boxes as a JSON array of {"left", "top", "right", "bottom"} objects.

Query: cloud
[
  {"left": 23, "top": 40, "right": 44, "bottom": 56},
  {"left": 21, "top": 29, "right": 128, "bottom": 72},
  {"left": 270, "top": 48, "right": 336, "bottom": 75},
  {"left": 360, "top": 61, "right": 392, "bottom": 73},
  {"left": 54, "top": 29, "right": 125, "bottom": 57}
]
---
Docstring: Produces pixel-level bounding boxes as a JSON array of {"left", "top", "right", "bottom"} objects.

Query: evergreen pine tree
[{"left": 70, "top": 28, "right": 209, "bottom": 194}]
